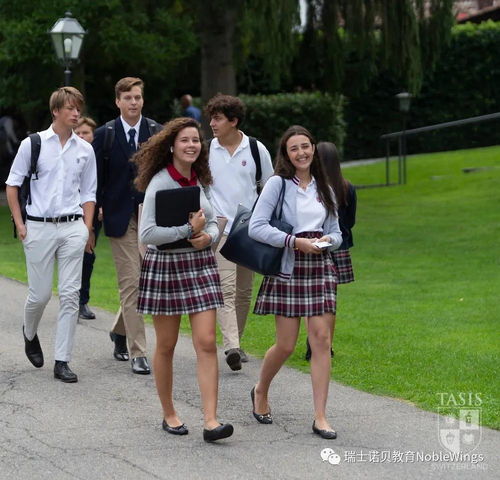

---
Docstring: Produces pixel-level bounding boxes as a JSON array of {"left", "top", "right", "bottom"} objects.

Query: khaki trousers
[
  {"left": 215, "top": 235, "right": 254, "bottom": 351},
  {"left": 108, "top": 215, "right": 146, "bottom": 358}
]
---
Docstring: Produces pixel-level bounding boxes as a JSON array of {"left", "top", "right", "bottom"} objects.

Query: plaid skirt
[
  {"left": 332, "top": 249, "right": 354, "bottom": 284},
  {"left": 137, "top": 247, "right": 224, "bottom": 316},
  {"left": 254, "top": 232, "right": 338, "bottom": 318}
]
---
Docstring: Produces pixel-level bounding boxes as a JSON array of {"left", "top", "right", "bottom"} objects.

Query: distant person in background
[
  {"left": 305, "top": 141, "right": 357, "bottom": 361},
  {"left": 180, "top": 94, "right": 201, "bottom": 123},
  {"left": 74, "top": 116, "right": 100, "bottom": 320}
]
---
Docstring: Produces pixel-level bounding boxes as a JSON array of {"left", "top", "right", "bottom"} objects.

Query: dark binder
[{"left": 155, "top": 186, "right": 200, "bottom": 250}]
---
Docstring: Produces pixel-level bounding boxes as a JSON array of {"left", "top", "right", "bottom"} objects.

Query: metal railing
[{"left": 380, "top": 112, "right": 500, "bottom": 185}]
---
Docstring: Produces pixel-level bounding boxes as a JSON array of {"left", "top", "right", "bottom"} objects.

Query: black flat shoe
[
  {"left": 53, "top": 361, "right": 78, "bottom": 383},
  {"left": 203, "top": 423, "right": 234, "bottom": 442},
  {"left": 162, "top": 419, "right": 188, "bottom": 435},
  {"left": 312, "top": 421, "right": 337, "bottom": 439},
  {"left": 109, "top": 332, "right": 129, "bottom": 361},
  {"left": 23, "top": 326, "right": 44, "bottom": 368},
  {"left": 251, "top": 386, "right": 273, "bottom": 424},
  {"left": 131, "top": 356, "right": 151, "bottom": 374}
]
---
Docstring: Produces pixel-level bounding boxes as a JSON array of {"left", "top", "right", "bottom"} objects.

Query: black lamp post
[
  {"left": 395, "top": 92, "right": 412, "bottom": 184},
  {"left": 49, "top": 12, "right": 86, "bottom": 86}
]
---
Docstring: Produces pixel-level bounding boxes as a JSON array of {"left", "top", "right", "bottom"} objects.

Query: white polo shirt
[
  {"left": 208, "top": 132, "right": 273, "bottom": 233},
  {"left": 6, "top": 125, "right": 97, "bottom": 217}
]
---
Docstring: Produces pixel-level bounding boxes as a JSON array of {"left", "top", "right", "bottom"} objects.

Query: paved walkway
[{"left": 0, "top": 275, "right": 498, "bottom": 480}]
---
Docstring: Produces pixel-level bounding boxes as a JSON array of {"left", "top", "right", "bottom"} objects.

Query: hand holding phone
[{"left": 313, "top": 241, "right": 332, "bottom": 249}]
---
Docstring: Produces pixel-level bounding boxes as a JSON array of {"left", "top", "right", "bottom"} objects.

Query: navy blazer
[{"left": 93, "top": 116, "right": 160, "bottom": 238}]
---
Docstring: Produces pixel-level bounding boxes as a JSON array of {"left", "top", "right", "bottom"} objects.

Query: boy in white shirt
[{"left": 206, "top": 94, "right": 274, "bottom": 371}]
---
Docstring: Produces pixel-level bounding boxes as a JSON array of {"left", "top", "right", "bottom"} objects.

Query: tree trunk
[{"left": 200, "top": 2, "right": 239, "bottom": 104}]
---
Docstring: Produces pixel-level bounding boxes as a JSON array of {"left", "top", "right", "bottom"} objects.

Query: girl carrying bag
[{"left": 220, "top": 177, "right": 292, "bottom": 275}]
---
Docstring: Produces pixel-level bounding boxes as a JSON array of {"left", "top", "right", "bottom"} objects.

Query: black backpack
[
  {"left": 207, "top": 136, "right": 263, "bottom": 194},
  {"left": 12, "top": 133, "right": 41, "bottom": 238}
]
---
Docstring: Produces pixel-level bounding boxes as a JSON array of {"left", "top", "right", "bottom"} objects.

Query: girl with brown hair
[
  {"left": 248, "top": 125, "right": 342, "bottom": 439},
  {"left": 133, "top": 117, "right": 233, "bottom": 442}
]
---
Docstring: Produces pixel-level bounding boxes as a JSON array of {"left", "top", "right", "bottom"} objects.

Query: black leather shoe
[
  {"left": 23, "top": 327, "right": 44, "bottom": 368},
  {"left": 109, "top": 332, "right": 129, "bottom": 361},
  {"left": 54, "top": 361, "right": 78, "bottom": 383},
  {"left": 162, "top": 419, "right": 188, "bottom": 435},
  {"left": 225, "top": 348, "right": 242, "bottom": 371},
  {"left": 312, "top": 421, "right": 337, "bottom": 439},
  {"left": 203, "top": 423, "right": 234, "bottom": 442},
  {"left": 79, "top": 303, "right": 96, "bottom": 320},
  {"left": 131, "top": 356, "right": 151, "bottom": 375},
  {"left": 251, "top": 386, "right": 273, "bottom": 424}
]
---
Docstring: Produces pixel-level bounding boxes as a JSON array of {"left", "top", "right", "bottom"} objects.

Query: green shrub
[{"left": 241, "top": 92, "right": 345, "bottom": 157}]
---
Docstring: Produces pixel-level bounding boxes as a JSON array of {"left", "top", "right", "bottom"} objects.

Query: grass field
[{"left": 1, "top": 145, "right": 498, "bottom": 429}]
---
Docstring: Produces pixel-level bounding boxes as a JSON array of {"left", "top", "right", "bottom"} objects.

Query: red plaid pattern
[
  {"left": 332, "top": 249, "right": 354, "bottom": 284},
  {"left": 138, "top": 248, "right": 224, "bottom": 315},
  {"left": 254, "top": 232, "right": 338, "bottom": 317}
]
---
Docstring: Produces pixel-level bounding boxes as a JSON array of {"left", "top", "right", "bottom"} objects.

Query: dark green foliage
[
  {"left": 241, "top": 92, "right": 345, "bottom": 158},
  {"left": 344, "top": 22, "right": 500, "bottom": 159}
]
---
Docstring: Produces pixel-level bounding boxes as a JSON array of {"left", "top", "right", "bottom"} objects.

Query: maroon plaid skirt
[
  {"left": 138, "top": 247, "right": 224, "bottom": 315},
  {"left": 332, "top": 249, "right": 354, "bottom": 284},
  {"left": 254, "top": 232, "right": 338, "bottom": 318}
]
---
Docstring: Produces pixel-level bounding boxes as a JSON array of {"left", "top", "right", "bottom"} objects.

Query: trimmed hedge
[
  {"left": 344, "top": 21, "right": 500, "bottom": 159},
  {"left": 241, "top": 92, "right": 345, "bottom": 157}
]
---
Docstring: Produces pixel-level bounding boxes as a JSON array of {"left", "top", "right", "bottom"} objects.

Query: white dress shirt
[
  {"left": 120, "top": 116, "right": 142, "bottom": 150},
  {"left": 208, "top": 132, "right": 274, "bottom": 233},
  {"left": 6, "top": 125, "right": 97, "bottom": 217},
  {"left": 295, "top": 177, "right": 327, "bottom": 233}
]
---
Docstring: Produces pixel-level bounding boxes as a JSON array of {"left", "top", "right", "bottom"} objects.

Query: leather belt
[{"left": 26, "top": 214, "right": 82, "bottom": 223}]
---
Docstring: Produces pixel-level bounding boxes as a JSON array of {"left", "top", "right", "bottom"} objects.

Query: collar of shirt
[
  {"left": 166, "top": 163, "right": 198, "bottom": 187},
  {"left": 45, "top": 124, "right": 78, "bottom": 148},
  {"left": 293, "top": 175, "right": 317, "bottom": 191},
  {"left": 120, "top": 116, "right": 142, "bottom": 136},
  {"left": 211, "top": 130, "right": 249, "bottom": 157}
]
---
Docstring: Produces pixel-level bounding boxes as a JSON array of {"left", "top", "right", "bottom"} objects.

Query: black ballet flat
[
  {"left": 251, "top": 386, "right": 273, "bottom": 424},
  {"left": 162, "top": 419, "right": 188, "bottom": 435},
  {"left": 203, "top": 423, "right": 234, "bottom": 442},
  {"left": 312, "top": 421, "right": 337, "bottom": 439}
]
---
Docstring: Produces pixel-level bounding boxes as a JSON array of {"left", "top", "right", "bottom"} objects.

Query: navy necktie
[{"left": 128, "top": 128, "right": 136, "bottom": 152}]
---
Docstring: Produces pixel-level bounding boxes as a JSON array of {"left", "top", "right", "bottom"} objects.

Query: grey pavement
[{"left": 0, "top": 275, "right": 498, "bottom": 480}]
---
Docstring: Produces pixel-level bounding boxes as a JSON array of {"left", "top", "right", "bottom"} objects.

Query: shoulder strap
[
  {"left": 103, "top": 120, "right": 115, "bottom": 160},
  {"left": 248, "top": 136, "right": 262, "bottom": 193},
  {"left": 28, "top": 133, "right": 41, "bottom": 179},
  {"left": 144, "top": 117, "right": 161, "bottom": 137}
]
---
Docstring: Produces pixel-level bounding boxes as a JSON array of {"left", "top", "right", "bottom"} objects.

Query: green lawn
[{"left": 1, "top": 145, "right": 498, "bottom": 429}]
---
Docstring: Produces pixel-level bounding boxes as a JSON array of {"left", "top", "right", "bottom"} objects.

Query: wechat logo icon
[{"left": 320, "top": 448, "right": 341, "bottom": 465}]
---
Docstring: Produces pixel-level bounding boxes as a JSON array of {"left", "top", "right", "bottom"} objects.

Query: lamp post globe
[
  {"left": 395, "top": 91, "right": 412, "bottom": 113},
  {"left": 49, "top": 11, "right": 87, "bottom": 86}
]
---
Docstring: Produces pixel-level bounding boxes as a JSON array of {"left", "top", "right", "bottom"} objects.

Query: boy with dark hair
[
  {"left": 6, "top": 87, "right": 96, "bottom": 383},
  {"left": 205, "top": 93, "right": 274, "bottom": 371},
  {"left": 93, "top": 77, "right": 161, "bottom": 375}
]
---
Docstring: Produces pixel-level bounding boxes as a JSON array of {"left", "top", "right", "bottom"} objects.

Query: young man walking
[
  {"left": 93, "top": 77, "right": 161, "bottom": 375},
  {"left": 206, "top": 94, "right": 274, "bottom": 371},
  {"left": 5, "top": 87, "right": 96, "bottom": 383}
]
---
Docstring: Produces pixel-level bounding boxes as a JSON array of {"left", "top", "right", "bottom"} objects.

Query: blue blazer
[{"left": 93, "top": 116, "right": 160, "bottom": 238}]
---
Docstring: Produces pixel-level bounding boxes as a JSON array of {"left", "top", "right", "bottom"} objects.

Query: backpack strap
[
  {"left": 27, "top": 133, "right": 41, "bottom": 204},
  {"left": 144, "top": 117, "right": 161, "bottom": 137},
  {"left": 103, "top": 120, "right": 115, "bottom": 161},
  {"left": 248, "top": 136, "right": 262, "bottom": 194}
]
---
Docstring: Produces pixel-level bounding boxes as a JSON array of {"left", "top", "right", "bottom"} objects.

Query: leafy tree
[{"left": 0, "top": 0, "right": 197, "bottom": 129}]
